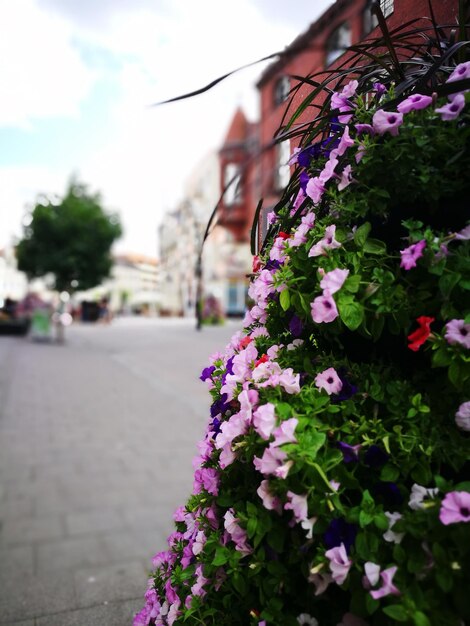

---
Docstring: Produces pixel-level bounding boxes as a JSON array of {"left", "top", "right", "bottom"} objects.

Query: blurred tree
[{"left": 16, "top": 179, "right": 122, "bottom": 292}]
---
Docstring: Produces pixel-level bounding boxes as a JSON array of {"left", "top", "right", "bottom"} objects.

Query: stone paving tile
[
  {"left": 0, "top": 545, "right": 35, "bottom": 585},
  {"left": 73, "top": 561, "right": 147, "bottom": 609},
  {"left": 36, "top": 536, "right": 109, "bottom": 574},
  {"left": 0, "top": 620, "right": 35, "bottom": 626},
  {"left": 65, "top": 508, "right": 127, "bottom": 537},
  {"left": 0, "top": 571, "right": 77, "bottom": 622},
  {"left": 35, "top": 598, "right": 143, "bottom": 626},
  {"left": 1, "top": 514, "right": 65, "bottom": 546}
]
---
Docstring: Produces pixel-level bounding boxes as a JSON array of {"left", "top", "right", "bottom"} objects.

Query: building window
[
  {"left": 273, "top": 75, "right": 290, "bottom": 106},
  {"left": 325, "top": 22, "right": 352, "bottom": 66},
  {"left": 223, "top": 163, "right": 242, "bottom": 206},
  {"left": 380, "top": 0, "right": 394, "bottom": 18},
  {"left": 274, "top": 140, "right": 291, "bottom": 191},
  {"left": 363, "top": 0, "right": 379, "bottom": 35}
]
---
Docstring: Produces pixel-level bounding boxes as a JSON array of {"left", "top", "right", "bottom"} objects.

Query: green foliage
[{"left": 16, "top": 179, "right": 122, "bottom": 292}]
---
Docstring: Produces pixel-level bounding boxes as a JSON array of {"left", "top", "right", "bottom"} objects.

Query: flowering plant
[{"left": 135, "top": 15, "right": 470, "bottom": 626}]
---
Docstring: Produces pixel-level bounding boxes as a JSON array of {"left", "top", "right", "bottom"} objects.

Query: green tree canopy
[{"left": 16, "top": 179, "right": 122, "bottom": 292}]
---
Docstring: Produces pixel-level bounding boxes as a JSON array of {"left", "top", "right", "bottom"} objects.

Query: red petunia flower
[
  {"left": 255, "top": 354, "right": 269, "bottom": 367},
  {"left": 278, "top": 231, "right": 291, "bottom": 240},
  {"left": 238, "top": 336, "right": 253, "bottom": 350},
  {"left": 407, "top": 316, "right": 434, "bottom": 351}
]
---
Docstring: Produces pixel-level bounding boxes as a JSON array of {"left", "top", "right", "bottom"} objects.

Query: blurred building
[
  {"left": 0, "top": 247, "right": 28, "bottom": 305},
  {"left": 253, "top": 0, "right": 458, "bottom": 246},
  {"left": 75, "top": 253, "right": 159, "bottom": 315}
]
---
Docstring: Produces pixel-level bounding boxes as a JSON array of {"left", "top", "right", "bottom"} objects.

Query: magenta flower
[
  {"left": 455, "top": 401, "right": 470, "bottom": 431},
  {"left": 257, "top": 479, "right": 282, "bottom": 514},
  {"left": 435, "top": 93, "right": 465, "bottom": 121},
  {"left": 285, "top": 490, "right": 309, "bottom": 523},
  {"left": 315, "top": 367, "right": 343, "bottom": 395},
  {"left": 253, "top": 445, "right": 287, "bottom": 475},
  {"left": 306, "top": 176, "right": 326, "bottom": 204},
  {"left": 309, "top": 225, "right": 342, "bottom": 257},
  {"left": 253, "top": 402, "right": 277, "bottom": 440},
  {"left": 311, "top": 291, "right": 339, "bottom": 323},
  {"left": 400, "top": 239, "right": 426, "bottom": 269},
  {"left": 439, "top": 491, "right": 470, "bottom": 525},
  {"left": 372, "top": 109, "right": 403, "bottom": 136},
  {"left": 355, "top": 123, "right": 374, "bottom": 135},
  {"left": 335, "top": 126, "right": 355, "bottom": 157},
  {"left": 397, "top": 93, "right": 432, "bottom": 114},
  {"left": 193, "top": 467, "right": 219, "bottom": 496},
  {"left": 445, "top": 319, "right": 470, "bottom": 349},
  {"left": 370, "top": 566, "right": 400, "bottom": 599},
  {"left": 337, "top": 165, "right": 353, "bottom": 191},
  {"left": 325, "top": 543, "right": 352, "bottom": 585},
  {"left": 447, "top": 61, "right": 470, "bottom": 83},
  {"left": 271, "top": 417, "right": 298, "bottom": 447}
]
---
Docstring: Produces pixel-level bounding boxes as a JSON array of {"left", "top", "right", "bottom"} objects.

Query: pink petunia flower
[
  {"left": 455, "top": 401, "right": 470, "bottom": 431},
  {"left": 308, "top": 571, "right": 332, "bottom": 595},
  {"left": 372, "top": 109, "right": 403, "bottom": 136},
  {"left": 274, "top": 459, "right": 293, "bottom": 479},
  {"left": 439, "top": 491, "right": 470, "bottom": 525},
  {"left": 257, "top": 479, "right": 282, "bottom": 514},
  {"left": 455, "top": 224, "right": 470, "bottom": 240},
  {"left": 325, "top": 543, "right": 352, "bottom": 585},
  {"left": 315, "top": 367, "right": 343, "bottom": 395},
  {"left": 355, "top": 123, "right": 375, "bottom": 135},
  {"left": 313, "top": 287, "right": 340, "bottom": 321},
  {"left": 296, "top": 614, "right": 318, "bottom": 626},
  {"left": 400, "top": 239, "right": 426, "bottom": 269},
  {"left": 319, "top": 156, "right": 339, "bottom": 184},
  {"left": 337, "top": 165, "right": 353, "bottom": 191},
  {"left": 253, "top": 402, "right": 277, "bottom": 440},
  {"left": 446, "top": 61, "right": 470, "bottom": 83},
  {"left": 435, "top": 93, "right": 465, "bottom": 121},
  {"left": 253, "top": 445, "right": 287, "bottom": 475},
  {"left": 271, "top": 417, "right": 298, "bottom": 447},
  {"left": 444, "top": 319, "right": 470, "bottom": 349},
  {"left": 320, "top": 268, "right": 350, "bottom": 294},
  {"left": 309, "top": 225, "right": 342, "bottom": 257},
  {"left": 370, "top": 566, "right": 400, "bottom": 599},
  {"left": 311, "top": 291, "right": 339, "bottom": 323},
  {"left": 335, "top": 125, "right": 355, "bottom": 157},
  {"left": 306, "top": 176, "right": 326, "bottom": 204},
  {"left": 285, "top": 490, "right": 309, "bottom": 523},
  {"left": 363, "top": 561, "right": 381, "bottom": 588},
  {"left": 397, "top": 93, "right": 433, "bottom": 114},
  {"left": 355, "top": 144, "right": 367, "bottom": 163}
]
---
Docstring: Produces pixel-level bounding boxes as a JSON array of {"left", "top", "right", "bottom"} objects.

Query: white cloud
[
  {"left": 0, "top": 0, "right": 96, "bottom": 128},
  {"left": 0, "top": 0, "right": 334, "bottom": 257}
]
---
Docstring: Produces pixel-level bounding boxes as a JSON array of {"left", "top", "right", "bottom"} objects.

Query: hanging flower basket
[{"left": 135, "top": 13, "right": 470, "bottom": 626}]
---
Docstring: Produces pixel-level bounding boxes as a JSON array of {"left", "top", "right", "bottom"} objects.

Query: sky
[{"left": 0, "top": 0, "right": 334, "bottom": 258}]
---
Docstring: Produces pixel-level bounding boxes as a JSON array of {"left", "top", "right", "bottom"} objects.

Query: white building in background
[
  {"left": 158, "top": 150, "right": 251, "bottom": 318},
  {"left": 75, "top": 253, "right": 159, "bottom": 315}
]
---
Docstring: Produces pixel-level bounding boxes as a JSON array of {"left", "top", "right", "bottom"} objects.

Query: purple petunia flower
[
  {"left": 373, "top": 82, "right": 386, "bottom": 95},
  {"left": 372, "top": 109, "right": 403, "bottom": 136},
  {"left": 435, "top": 93, "right": 465, "bottom": 121},
  {"left": 455, "top": 401, "right": 470, "bottom": 431},
  {"left": 400, "top": 239, "right": 426, "bottom": 270},
  {"left": 444, "top": 319, "right": 470, "bottom": 349},
  {"left": 200, "top": 365, "right": 215, "bottom": 381},
  {"left": 439, "top": 491, "right": 470, "bottom": 525},
  {"left": 299, "top": 170, "right": 310, "bottom": 192},
  {"left": 447, "top": 61, "right": 470, "bottom": 83},
  {"left": 332, "top": 369, "right": 358, "bottom": 403},
  {"left": 372, "top": 482, "right": 403, "bottom": 506},
  {"left": 324, "top": 518, "right": 358, "bottom": 552},
  {"left": 289, "top": 314, "right": 304, "bottom": 338},
  {"left": 364, "top": 445, "right": 388, "bottom": 468},
  {"left": 337, "top": 441, "right": 361, "bottom": 463},
  {"left": 397, "top": 93, "right": 433, "bottom": 114},
  {"left": 355, "top": 123, "right": 375, "bottom": 135},
  {"left": 210, "top": 393, "right": 230, "bottom": 418}
]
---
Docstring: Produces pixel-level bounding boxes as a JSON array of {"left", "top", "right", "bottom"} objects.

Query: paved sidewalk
[{"left": 0, "top": 318, "right": 239, "bottom": 625}]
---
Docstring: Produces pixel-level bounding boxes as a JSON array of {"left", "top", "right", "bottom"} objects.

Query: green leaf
[
  {"left": 364, "top": 238, "right": 387, "bottom": 255},
  {"left": 280, "top": 289, "right": 291, "bottom": 311},
  {"left": 354, "top": 222, "right": 371, "bottom": 247},
  {"left": 439, "top": 272, "right": 461, "bottom": 298},
  {"left": 344, "top": 274, "right": 362, "bottom": 294},
  {"left": 247, "top": 516, "right": 258, "bottom": 538},
  {"left": 232, "top": 572, "right": 247, "bottom": 596},
  {"left": 383, "top": 604, "right": 409, "bottom": 621},
  {"left": 413, "top": 612, "right": 431, "bottom": 626},
  {"left": 380, "top": 464, "right": 400, "bottom": 482},
  {"left": 432, "top": 346, "right": 452, "bottom": 367},
  {"left": 338, "top": 299, "right": 364, "bottom": 331},
  {"left": 359, "top": 510, "right": 374, "bottom": 527},
  {"left": 212, "top": 546, "right": 229, "bottom": 566}
]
